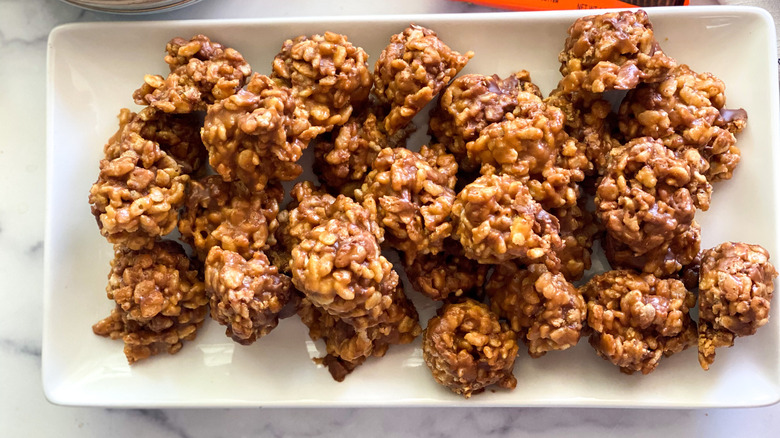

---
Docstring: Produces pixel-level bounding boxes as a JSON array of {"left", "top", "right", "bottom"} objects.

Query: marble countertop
[{"left": 2, "top": 0, "right": 779, "bottom": 436}]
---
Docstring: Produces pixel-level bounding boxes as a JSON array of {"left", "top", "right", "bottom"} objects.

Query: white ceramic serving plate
[{"left": 44, "top": 6, "right": 780, "bottom": 408}]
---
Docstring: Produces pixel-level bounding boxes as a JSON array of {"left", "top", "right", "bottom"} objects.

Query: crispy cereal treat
[
  {"left": 286, "top": 181, "right": 383, "bottom": 247},
  {"left": 465, "top": 92, "right": 585, "bottom": 209},
  {"left": 298, "top": 295, "right": 370, "bottom": 378},
  {"left": 314, "top": 108, "right": 381, "bottom": 190},
  {"left": 104, "top": 107, "right": 207, "bottom": 176},
  {"left": 298, "top": 284, "right": 421, "bottom": 381},
  {"left": 265, "top": 183, "right": 332, "bottom": 275},
  {"left": 266, "top": 209, "right": 295, "bottom": 275},
  {"left": 544, "top": 85, "right": 620, "bottom": 177},
  {"left": 204, "top": 246, "right": 293, "bottom": 345},
  {"left": 582, "top": 270, "right": 697, "bottom": 375},
  {"left": 291, "top": 217, "right": 397, "bottom": 323},
  {"left": 92, "top": 241, "right": 208, "bottom": 364},
  {"left": 423, "top": 299, "right": 519, "bottom": 398},
  {"left": 618, "top": 64, "right": 747, "bottom": 182},
  {"left": 487, "top": 263, "right": 585, "bottom": 358},
  {"left": 697, "top": 242, "right": 778, "bottom": 370},
  {"left": 272, "top": 32, "right": 373, "bottom": 129},
  {"left": 270, "top": 182, "right": 365, "bottom": 274},
  {"left": 403, "top": 238, "right": 489, "bottom": 301},
  {"left": 465, "top": 92, "right": 570, "bottom": 175},
  {"left": 313, "top": 104, "right": 417, "bottom": 192},
  {"left": 419, "top": 142, "right": 459, "bottom": 190},
  {"left": 355, "top": 146, "right": 457, "bottom": 261},
  {"left": 201, "top": 74, "right": 325, "bottom": 191},
  {"left": 89, "top": 119, "right": 189, "bottom": 250},
  {"left": 178, "top": 175, "right": 283, "bottom": 261},
  {"left": 287, "top": 186, "right": 396, "bottom": 324},
  {"left": 102, "top": 108, "right": 138, "bottom": 158},
  {"left": 429, "top": 71, "right": 542, "bottom": 172},
  {"left": 451, "top": 173, "right": 562, "bottom": 266},
  {"left": 551, "top": 201, "right": 600, "bottom": 281},
  {"left": 558, "top": 10, "right": 676, "bottom": 93},
  {"left": 134, "top": 34, "right": 252, "bottom": 113},
  {"left": 373, "top": 24, "right": 473, "bottom": 134},
  {"left": 596, "top": 138, "right": 710, "bottom": 255},
  {"left": 604, "top": 221, "right": 701, "bottom": 280},
  {"left": 697, "top": 323, "right": 735, "bottom": 372}
]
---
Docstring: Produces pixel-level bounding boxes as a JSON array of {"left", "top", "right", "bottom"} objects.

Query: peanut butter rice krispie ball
[
  {"left": 92, "top": 241, "right": 208, "bottom": 364},
  {"left": 291, "top": 217, "right": 398, "bottom": 324},
  {"left": 558, "top": 10, "right": 677, "bottom": 94},
  {"left": 355, "top": 146, "right": 457, "bottom": 261},
  {"left": 104, "top": 107, "right": 207, "bottom": 176},
  {"left": 102, "top": 108, "right": 141, "bottom": 158},
  {"left": 286, "top": 181, "right": 384, "bottom": 248},
  {"left": 596, "top": 137, "right": 710, "bottom": 255},
  {"left": 89, "top": 118, "right": 189, "bottom": 250},
  {"left": 582, "top": 270, "right": 697, "bottom": 375},
  {"left": 403, "top": 238, "right": 489, "bottom": 302},
  {"left": 287, "top": 186, "right": 396, "bottom": 324},
  {"left": 551, "top": 201, "right": 600, "bottom": 282},
  {"left": 134, "top": 34, "right": 252, "bottom": 113},
  {"left": 373, "top": 24, "right": 473, "bottom": 134},
  {"left": 466, "top": 92, "right": 586, "bottom": 209},
  {"left": 423, "top": 299, "right": 519, "bottom": 398},
  {"left": 618, "top": 64, "right": 747, "bottom": 182},
  {"left": 265, "top": 182, "right": 332, "bottom": 274},
  {"left": 266, "top": 210, "right": 295, "bottom": 275},
  {"left": 429, "top": 71, "right": 542, "bottom": 172},
  {"left": 464, "top": 92, "right": 571, "bottom": 176},
  {"left": 544, "top": 85, "right": 620, "bottom": 177},
  {"left": 451, "top": 173, "right": 562, "bottom": 266},
  {"left": 178, "top": 175, "right": 283, "bottom": 261},
  {"left": 204, "top": 246, "right": 294, "bottom": 345},
  {"left": 201, "top": 74, "right": 326, "bottom": 191},
  {"left": 487, "top": 263, "right": 585, "bottom": 358},
  {"left": 298, "top": 295, "right": 371, "bottom": 380},
  {"left": 697, "top": 242, "right": 778, "bottom": 370},
  {"left": 269, "top": 182, "right": 366, "bottom": 274},
  {"left": 604, "top": 220, "right": 701, "bottom": 280},
  {"left": 420, "top": 142, "right": 459, "bottom": 190},
  {"left": 298, "top": 283, "right": 421, "bottom": 381},
  {"left": 272, "top": 32, "right": 373, "bottom": 129},
  {"left": 313, "top": 104, "right": 417, "bottom": 192}
]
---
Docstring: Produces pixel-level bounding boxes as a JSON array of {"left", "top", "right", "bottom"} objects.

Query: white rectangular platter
[{"left": 44, "top": 6, "right": 780, "bottom": 407}]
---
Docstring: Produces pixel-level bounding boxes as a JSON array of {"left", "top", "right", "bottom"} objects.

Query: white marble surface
[{"left": 1, "top": 0, "right": 779, "bottom": 436}]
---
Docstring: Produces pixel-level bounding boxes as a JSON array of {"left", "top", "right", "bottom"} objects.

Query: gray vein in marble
[
  {"left": 0, "top": 338, "right": 42, "bottom": 358},
  {"left": 121, "top": 409, "right": 191, "bottom": 438},
  {"left": 0, "top": 29, "right": 49, "bottom": 47},
  {"left": 0, "top": 0, "right": 86, "bottom": 43}
]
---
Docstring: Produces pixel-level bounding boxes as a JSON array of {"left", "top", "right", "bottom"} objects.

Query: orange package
[{"left": 455, "top": 0, "right": 689, "bottom": 11}]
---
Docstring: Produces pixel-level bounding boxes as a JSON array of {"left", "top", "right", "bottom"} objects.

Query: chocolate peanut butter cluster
[
  {"left": 92, "top": 241, "right": 208, "bottom": 363},
  {"left": 423, "top": 299, "right": 518, "bottom": 398},
  {"left": 582, "top": 270, "right": 697, "bottom": 374},
  {"left": 697, "top": 242, "right": 777, "bottom": 370}
]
